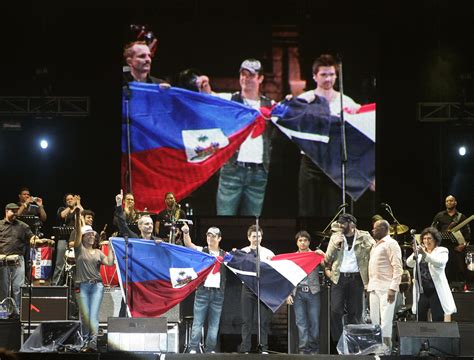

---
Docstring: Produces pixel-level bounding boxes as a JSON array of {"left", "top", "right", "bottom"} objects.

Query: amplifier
[
  {"left": 108, "top": 317, "right": 168, "bottom": 352},
  {"left": 163, "top": 303, "right": 181, "bottom": 323},
  {"left": 100, "top": 287, "right": 122, "bottom": 323},
  {"left": 0, "top": 319, "right": 21, "bottom": 351},
  {"left": 20, "top": 286, "right": 68, "bottom": 322}
]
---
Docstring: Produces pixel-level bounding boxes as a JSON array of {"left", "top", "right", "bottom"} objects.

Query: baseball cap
[
  {"left": 239, "top": 59, "right": 262, "bottom": 74},
  {"left": 81, "top": 225, "right": 95, "bottom": 234},
  {"left": 206, "top": 227, "right": 221, "bottom": 237},
  {"left": 5, "top": 203, "right": 20, "bottom": 210},
  {"left": 338, "top": 213, "right": 357, "bottom": 225}
]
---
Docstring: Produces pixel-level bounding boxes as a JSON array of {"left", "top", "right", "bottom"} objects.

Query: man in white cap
[
  {"left": 182, "top": 223, "right": 226, "bottom": 353},
  {"left": 213, "top": 59, "right": 275, "bottom": 216}
]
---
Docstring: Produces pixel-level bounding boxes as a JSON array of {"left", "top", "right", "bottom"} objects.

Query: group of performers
[{"left": 0, "top": 186, "right": 472, "bottom": 353}]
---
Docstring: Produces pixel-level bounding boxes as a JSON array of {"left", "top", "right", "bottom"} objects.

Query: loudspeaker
[
  {"left": 99, "top": 287, "right": 122, "bottom": 323},
  {"left": 107, "top": 317, "right": 168, "bottom": 352},
  {"left": 397, "top": 321, "right": 460, "bottom": 356},
  {"left": 0, "top": 319, "right": 21, "bottom": 351},
  {"left": 21, "top": 286, "right": 68, "bottom": 322},
  {"left": 21, "top": 320, "right": 82, "bottom": 351},
  {"left": 162, "top": 303, "right": 181, "bottom": 323}
]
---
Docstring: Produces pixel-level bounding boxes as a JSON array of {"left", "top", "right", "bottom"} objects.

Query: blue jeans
[
  {"left": 0, "top": 256, "right": 24, "bottom": 315},
  {"left": 189, "top": 287, "right": 225, "bottom": 352},
  {"left": 216, "top": 162, "right": 268, "bottom": 216},
  {"left": 293, "top": 289, "right": 320, "bottom": 353},
  {"left": 76, "top": 282, "right": 104, "bottom": 348}
]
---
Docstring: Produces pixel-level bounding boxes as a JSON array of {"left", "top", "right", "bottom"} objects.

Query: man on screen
[{"left": 297, "top": 54, "right": 361, "bottom": 217}]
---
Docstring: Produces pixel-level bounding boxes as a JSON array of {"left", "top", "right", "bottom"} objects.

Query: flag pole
[
  {"left": 255, "top": 216, "right": 263, "bottom": 352},
  {"left": 123, "top": 83, "right": 133, "bottom": 193}
]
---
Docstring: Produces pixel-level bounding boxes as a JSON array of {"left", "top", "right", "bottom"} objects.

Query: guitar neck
[{"left": 450, "top": 214, "right": 474, "bottom": 233}]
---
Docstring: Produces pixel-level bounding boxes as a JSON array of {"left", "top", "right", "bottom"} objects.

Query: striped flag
[{"left": 225, "top": 250, "right": 324, "bottom": 312}]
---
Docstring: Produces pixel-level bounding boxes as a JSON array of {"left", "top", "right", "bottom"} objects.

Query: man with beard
[
  {"left": 123, "top": 41, "right": 164, "bottom": 84},
  {"left": 155, "top": 192, "right": 186, "bottom": 244},
  {"left": 297, "top": 54, "right": 363, "bottom": 217},
  {"left": 323, "top": 213, "right": 375, "bottom": 346},
  {"left": 0, "top": 203, "right": 38, "bottom": 317}
]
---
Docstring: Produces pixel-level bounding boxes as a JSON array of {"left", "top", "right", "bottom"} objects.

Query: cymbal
[
  {"left": 389, "top": 224, "right": 409, "bottom": 235},
  {"left": 314, "top": 231, "right": 331, "bottom": 238},
  {"left": 400, "top": 243, "right": 413, "bottom": 249}
]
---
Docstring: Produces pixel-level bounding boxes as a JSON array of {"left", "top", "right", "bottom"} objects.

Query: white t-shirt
[
  {"left": 339, "top": 235, "right": 360, "bottom": 273},
  {"left": 196, "top": 246, "right": 221, "bottom": 288},
  {"left": 241, "top": 245, "right": 275, "bottom": 260}
]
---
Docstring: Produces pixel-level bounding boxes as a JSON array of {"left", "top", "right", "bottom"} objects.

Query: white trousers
[{"left": 369, "top": 290, "right": 397, "bottom": 338}]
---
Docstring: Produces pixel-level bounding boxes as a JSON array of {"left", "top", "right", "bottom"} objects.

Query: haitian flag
[
  {"left": 272, "top": 98, "right": 375, "bottom": 201},
  {"left": 30, "top": 246, "right": 53, "bottom": 280},
  {"left": 110, "top": 237, "right": 220, "bottom": 317},
  {"left": 122, "top": 83, "right": 268, "bottom": 213},
  {"left": 225, "top": 250, "right": 324, "bottom": 312}
]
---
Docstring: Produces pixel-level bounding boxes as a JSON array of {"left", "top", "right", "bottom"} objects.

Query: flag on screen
[
  {"left": 225, "top": 250, "right": 324, "bottom": 312},
  {"left": 110, "top": 237, "right": 220, "bottom": 318},
  {"left": 271, "top": 98, "right": 375, "bottom": 201},
  {"left": 122, "top": 83, "right": 271, "bottom": 213}
]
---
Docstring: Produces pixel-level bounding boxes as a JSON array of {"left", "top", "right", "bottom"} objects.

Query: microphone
[
  {"left": 410, "top": 229, "right": 417, "bottom": 235},
  {"left": 380, "top": 203, "right": 389, "bottom": 208},
  {"left": 338, "top": 203, "right": 349, "bottom": 209}
]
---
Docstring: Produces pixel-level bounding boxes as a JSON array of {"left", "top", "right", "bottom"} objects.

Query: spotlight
[
  {"left": 40, "top": 139, "right": 48, "bottom": 149},
  {"left": 458, "top": 146, "right": 466, "bottom": 156}
]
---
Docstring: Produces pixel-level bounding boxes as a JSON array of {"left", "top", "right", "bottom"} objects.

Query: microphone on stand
[
  {"left": 380, "top": 203, "right": 389, "bottom": 208},
  {"left": 338, "top": 203, "right": 349, "bottom": 210}
]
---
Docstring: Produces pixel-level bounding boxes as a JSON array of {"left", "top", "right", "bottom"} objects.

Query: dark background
[{"left": 0, "top": 2, "right": 473, "bottom": 245}]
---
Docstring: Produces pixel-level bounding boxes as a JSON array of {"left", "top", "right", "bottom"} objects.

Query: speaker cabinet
[
  {"left": 0, "top": 319, "right": 21, "bottom": 351},
  {"left": 107, "top": 317, "right": 168, "bottom": 352},
  {"left": 20, "top": 286, "right": 68, "bottom": 322},
  {"left": 99, "top": 287, "right": 122, "bottom": 323},
  {"left": 397, "top": 321, "right": 460, "bottom": 356}
]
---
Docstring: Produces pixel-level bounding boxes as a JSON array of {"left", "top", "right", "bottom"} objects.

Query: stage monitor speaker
[
  {"left": 0, "top": 319, "right": 21, "bottom": 351},
  {"left": 108, "top": 317, "right": 168, "bottom": 352},
  {"left": 20, "top": 286, "right": 68, "bottom": 322},
  {"left": 100, "top": 287, "right": 122, "bottom": 323},
  {"left": 397, "top": 321, "right": 460, "bottom": 356},
  {"left": 21, "top": 320, "right": 83, "bottom": 352}
]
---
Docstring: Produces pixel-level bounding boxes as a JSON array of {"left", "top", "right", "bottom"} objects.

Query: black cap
[
  {"left": 338, "top": 213, "right": 357, "bottom": 225},
  {"left": 5, "top": 203, "right": 20, "bottom": 210}
]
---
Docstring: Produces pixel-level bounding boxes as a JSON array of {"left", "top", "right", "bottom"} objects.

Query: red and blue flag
[
  {"left": 122, "top": 83, "right": 268, "bottom": 213},
  {"left": 110, "top": 237, "right": 221, "bottom": 318}
]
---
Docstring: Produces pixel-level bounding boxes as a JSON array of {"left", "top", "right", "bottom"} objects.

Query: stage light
[
  {"left": 40, "top": 139, "right": 48, "bottom": 149},
  {"left": 458, "top": 146, "right": 466, "bottom": 156}
]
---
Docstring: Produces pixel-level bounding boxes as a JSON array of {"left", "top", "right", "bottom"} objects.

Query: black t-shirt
[
  {"left": 0, "top": 219, "right": 34, "bottom": 255},
  {"left": 156, "top": 208, "right": 186, "bottom": 240}
]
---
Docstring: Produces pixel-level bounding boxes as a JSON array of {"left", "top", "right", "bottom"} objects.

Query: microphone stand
[
  {"left": 255, "top": 217, "right": 263, "bottom": 353},
  {"left": 411, "top": 233, "right": 424, "bottom": 321},
  {"left": 383, "top": 204, "right": 402, "bottom": 241},
  {"left": 321, "top": 204, "right": 347, "bottom": 235},
  {"left": 123, "top": 234, "right": 130, "bottom": 316},
  {"left": 337, "top": 56, "right": 348, "bottom": 209}
]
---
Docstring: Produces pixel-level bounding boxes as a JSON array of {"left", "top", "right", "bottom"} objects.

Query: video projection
[{"left": 121, "top": 20, "right": 376, "bottom": 219}]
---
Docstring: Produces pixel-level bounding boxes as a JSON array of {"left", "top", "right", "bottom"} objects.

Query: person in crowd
[
  {"left": 53, "top": 193, "right": 83, "bottom": 285},
  {"left": 406, "top": 227, "right": 457, "bottom": 322},
  {"left": 323, "top": 213, "right": 375, "bottom": 345},
  {"left": 367, "top": 219, "right": 403, "bottom": 352},
  {"left": 73, "top": 208, "right": 114, "bottom": 352},
  {"left": 0, "top": 203, "right": 38, "bottom": 318},
  {"left": 155, "top": 192, "right": 186, "bottom": 244},
  {"left": 16, "top": 187, "right": 47, "bottom": 223},
  {"left": 286, "top": 231, "right": 323, "bottom": 354},
  {"left": 239, "top": 224, "right": 275, "bottom": 353},
  {"left": 431, "top": 195, "right": 471, "bottom": 284},
  {"left": 182, "top": 223, "right": 226, "bottom": 353}
]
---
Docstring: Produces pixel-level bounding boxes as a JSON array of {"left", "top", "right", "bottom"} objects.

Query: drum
[
  {"left": 65, "top": 248, "right": 76, "bottom": 265},
  {"left": 31, "top": 239, "right": 55, "bottom": 282},
  {"left": 399, "top": 269, "right": 412, "bottom": 293},
  {"left": 100, "top": 241, "right": 119, "bottom": 287},
  {"left": 466, "top": 252, "right": 474, "bottom": 272},
  {"left": 6, "top": 254, "right": 21, "bottom": 267}
]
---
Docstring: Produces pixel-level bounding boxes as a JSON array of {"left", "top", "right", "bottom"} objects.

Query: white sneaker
[
  {"left": 189, "top": 350, "right": 197, "bottom": 354},
  {"left": 261, "top": 351, "right": 269, "bottom": 354}
]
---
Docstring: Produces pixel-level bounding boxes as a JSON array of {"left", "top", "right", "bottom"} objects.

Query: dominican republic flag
[
  {"left": 272, "top": 98, "right": 375, "bottom": 201},
  {"left": 110, "top": 237, "right": 222, "bottom": 318},
  {"left": 30, "top": 246, "right": 53, "bottom": 280},
  {"left": 122, "top": 83, "right": 271, "bottom": 213},
  {"left": 225, "top": 250, "right": 324, "bottom": 312}
]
